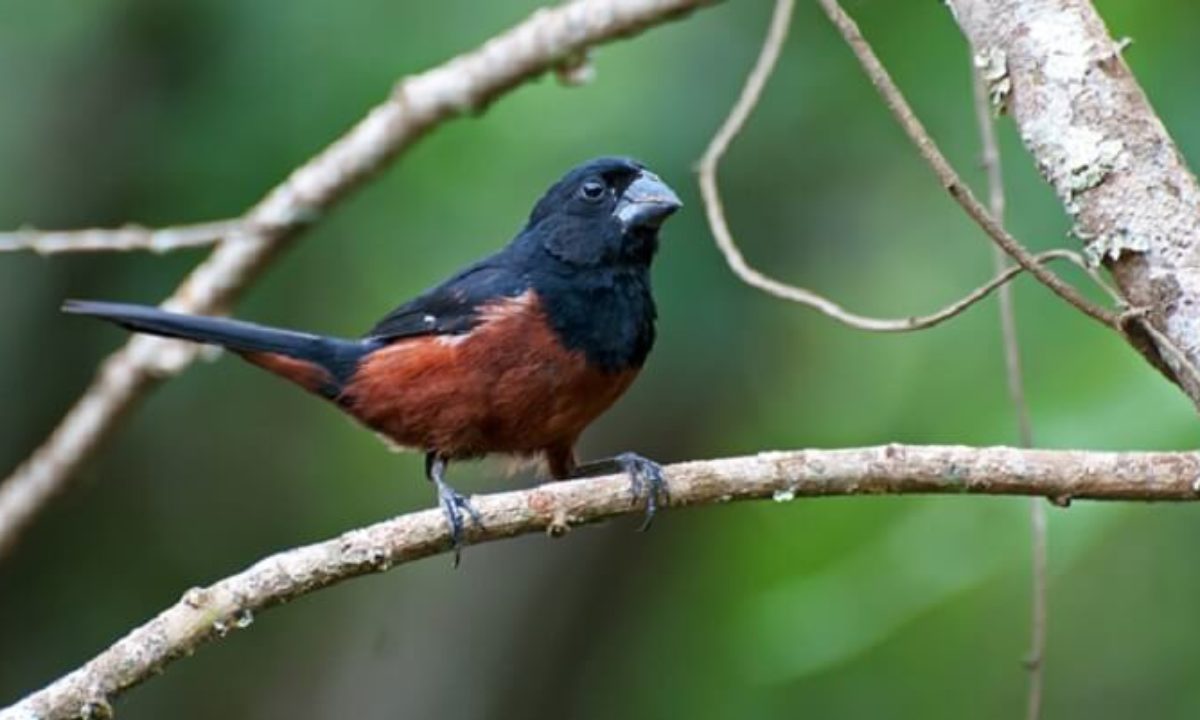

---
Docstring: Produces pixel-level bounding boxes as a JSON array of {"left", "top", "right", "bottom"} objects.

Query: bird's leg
[
  {"left": 425, "top": 452, "right": 483, "bottom": 567},
  {"left": 571, "top": 452, "right": 669, "bottom": 531}
]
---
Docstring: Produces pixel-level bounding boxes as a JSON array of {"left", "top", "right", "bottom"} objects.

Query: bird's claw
[
  {"left": 613, "top": 452, "right": 669, "bottom": 531},
  {"left": 435, "top": 482, "right": 482, "bottom": 567}
]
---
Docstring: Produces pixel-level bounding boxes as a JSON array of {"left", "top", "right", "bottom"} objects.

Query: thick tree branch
[
  {"left": 3, "top": 444, "right": 1198, "bottom": 720},
  {"left": 947, "top": 0, "right": 1200, "bottom": 407},
  {"left": 0, "top": 0, "right": 714, "bottom": 560},
  {"left": 0, "top": 221, "right": 238, "bottom": 254}
]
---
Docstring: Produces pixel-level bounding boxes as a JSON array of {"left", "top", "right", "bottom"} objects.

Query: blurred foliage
[{"left": 2, "top": 0, "right": 1199, "bottom": 718}]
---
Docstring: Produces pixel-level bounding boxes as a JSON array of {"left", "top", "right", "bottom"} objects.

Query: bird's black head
[{"left": 525, "top": 156, "right": 682, "bottom": 267}]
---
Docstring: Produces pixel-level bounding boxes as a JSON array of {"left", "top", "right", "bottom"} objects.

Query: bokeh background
[{"left": 2, "top": 0, "right": 1199, "bottom": 717}]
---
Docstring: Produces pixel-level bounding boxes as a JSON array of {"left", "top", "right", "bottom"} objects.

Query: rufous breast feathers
[{"left": 342, "top": 291, "right": 638, "bottom": 459}]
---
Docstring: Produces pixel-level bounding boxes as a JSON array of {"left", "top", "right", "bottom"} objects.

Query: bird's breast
[
  {"left": 341, "top": 290, "right": 639, "bottom": 458},
  {"left": 533, "top": 266, "right": 656, "bottom": 372}
]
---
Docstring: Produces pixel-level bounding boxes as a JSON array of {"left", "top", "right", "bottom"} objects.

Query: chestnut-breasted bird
[{"left": 65, "top": 157, "right": 682, "bottom": 561}]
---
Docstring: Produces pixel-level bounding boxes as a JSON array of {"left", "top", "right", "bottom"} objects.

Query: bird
[{"left": 64, "top": 156, "right": 682, "bottom": 563}]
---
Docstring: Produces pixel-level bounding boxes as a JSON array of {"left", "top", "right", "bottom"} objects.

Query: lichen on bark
[{"left": 950, "top": 0, "right": 1200, "bottom": 403}]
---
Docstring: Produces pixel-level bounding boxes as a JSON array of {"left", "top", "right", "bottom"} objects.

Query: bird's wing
[{"left": 364, "top": 260, "right": 529, "bottom": 342}]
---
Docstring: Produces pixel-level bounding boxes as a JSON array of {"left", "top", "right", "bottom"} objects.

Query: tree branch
[
  {"left": 697, "top": 0, "right": 1100, "bottom": 333},
  {"left": 0, "top": 221, "right": 238, "bottom": 255},
  {"left": 947, "top": 0, "right": 1200, "bottom": 407},
  {"left": 815, "top": 0, "right": 1119, "bottom": 330},
  {"left": 3, "top": 444, "right": 1198, "bottom": 720},
  {"left": 0, "top": 0, "right": 715, "bottom": 560},
  {"left": 971, "top": 57, "right": 1046, "bottom": 720}
]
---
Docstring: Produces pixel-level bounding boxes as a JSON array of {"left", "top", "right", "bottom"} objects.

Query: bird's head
[{"left": 525, "top": 156, "right": 682, "bottom": 267}]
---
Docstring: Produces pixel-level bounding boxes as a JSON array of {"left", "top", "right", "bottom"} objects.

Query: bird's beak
[{"left": 615, "top": 171, "right": 682, "bottom": 231}]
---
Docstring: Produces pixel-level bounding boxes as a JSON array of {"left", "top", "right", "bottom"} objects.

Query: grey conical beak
[{"left": 615, "top": 171, "right": 682, "bottom": 231}]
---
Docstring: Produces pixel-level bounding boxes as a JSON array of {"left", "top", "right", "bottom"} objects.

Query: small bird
[{"left": 64, "top": 157, "right": 682, "bottom": 561}]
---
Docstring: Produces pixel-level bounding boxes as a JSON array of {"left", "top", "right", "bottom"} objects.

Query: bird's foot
[
  {"left": 432, "top": 475, "right": 483, "bottom": 568},
  {"left": 612, "top": 452, "right": 670, "bottom": 531}
]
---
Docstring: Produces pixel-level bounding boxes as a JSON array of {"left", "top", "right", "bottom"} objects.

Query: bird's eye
[{"left": 579, "top": 180, "right": 606, "bottom": 201}]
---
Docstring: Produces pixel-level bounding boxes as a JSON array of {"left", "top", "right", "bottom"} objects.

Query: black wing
[{"left": 364, "top": 259, "right": 530, "bottom": 342}]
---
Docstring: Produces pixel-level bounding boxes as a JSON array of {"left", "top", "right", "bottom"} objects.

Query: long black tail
[{"left": 63, "top": 300, "right": 367, "bottom": 397}]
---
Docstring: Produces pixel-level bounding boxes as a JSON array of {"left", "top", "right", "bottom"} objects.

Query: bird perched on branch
[{"left": 65, "top": 157, "right": 682, "bottom": 563}]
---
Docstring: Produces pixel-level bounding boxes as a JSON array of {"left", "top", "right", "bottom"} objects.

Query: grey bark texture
[
  {"left": 949, "top": 0, "right": 1200, "bottom": 401},
  {"left": 5, "top": 445, "right": 1200, "bottom": 720}
]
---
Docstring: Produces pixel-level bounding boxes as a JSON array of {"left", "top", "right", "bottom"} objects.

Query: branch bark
[
  {"left": 947, "top": 0, "right": 1200, "bottom": 406},
  {"left": 0, "top": 221, "right": 238, "bottom": 254},
  {"left": 697, "top": 0, "right": 1097, "bottom": 333},
  {"left": 0, "top": 0, "right": 714, "bottom": 560},
  {"left": 3, "top": 444, "right": 1199, "bottom": 719},
  {"left": 816, "top": 0, "right": 1120, "bottom": 331}
]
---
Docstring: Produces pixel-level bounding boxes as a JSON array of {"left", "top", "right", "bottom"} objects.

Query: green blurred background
[{"left": 2, "top": 0, "right": 1199, "bottom": 717}]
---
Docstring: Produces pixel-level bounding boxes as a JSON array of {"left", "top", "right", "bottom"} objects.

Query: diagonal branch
[
  {"left": 0, "top": 0, "right": 716, "bottom": 560},
  {"left": 947, "top": 0, "right": 1200, "bottom": 409},
  {"left": 0, "top": 220, "right": 238, "bottom": 255},
  {"left": 815, "top": 0, "right": 1119, "bottom": 330},
  {"left": 698, "top": 0, "right": 1116, "bottom": 333},
  {"left": 3, "top": 444, "right": 1199, "bottom": 720}
]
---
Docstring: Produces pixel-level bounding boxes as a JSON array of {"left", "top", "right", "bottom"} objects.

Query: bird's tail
[{"left": 63, "top": 300, "right": 366, "bottom": 398}]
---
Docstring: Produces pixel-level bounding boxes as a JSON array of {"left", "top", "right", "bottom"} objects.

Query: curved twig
[
  {"left": 4, "top": 444, "right": 1200, "bottom": 720},
  {"left": 815, "top": 0, "right": 1120, "bottom": 329},
  {"left": 697, "top": 0, "right": 1115, "bottom": 333},
  {"left": 948, "top": 0, "right": 1200, "bottom": 408}
]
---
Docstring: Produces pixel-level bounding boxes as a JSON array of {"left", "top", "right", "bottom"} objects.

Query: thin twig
[
  {"left": 1131, "top": 318, "right": 1200, "bottom": 390},
  {"left": 0, "top": 0, "right": 716, "bottom": 561},
  {"left": 1070, "top": 252, "right": 1200, "bottom": 389},
  {"left": 696, "top": 16, "right": 1136, "bottom": 335},
  {"left": 0, "top": 220, "right": 238, "bottom": 255},
  {"left": 948, "top": 0, "right": 1200, "bottom": 409},
  {"left": 697, "top": 0, "right": 1114, "bottom": 333},
  {"left": 1041, "top": 260, "right": 1200, "bottom": 389},
  {"left": 1025, "top": 491, "right": 1048, "bottom": 714},
  {"left": 4, "top": 444, "right": 1200, "bottom": 720},
  {"left": 971, "top": 62, "right": 1045, "bottom": 720},
  {"left": 815, "top": 0, "right": 1120, "bottom": 330}
]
